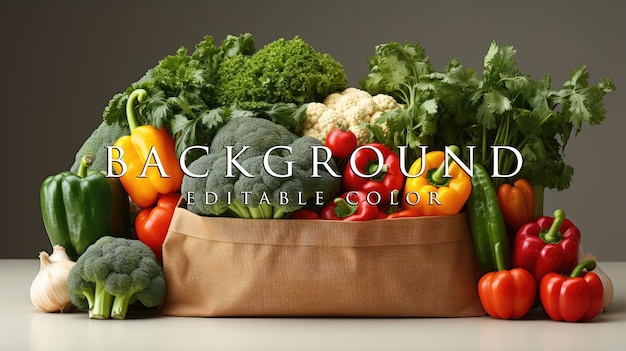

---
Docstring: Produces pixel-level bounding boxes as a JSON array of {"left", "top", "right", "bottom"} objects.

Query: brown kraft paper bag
[{"left": 158, "top": 201, "right": 486, "bottom": 317}]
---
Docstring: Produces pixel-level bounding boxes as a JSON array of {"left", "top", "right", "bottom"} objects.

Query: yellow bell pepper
[
  {"left": 111, "top": 89, "right": 183, "bottom": 208},
  {"left": 402, "top": 146, "right": 471, "bottom": 216}
]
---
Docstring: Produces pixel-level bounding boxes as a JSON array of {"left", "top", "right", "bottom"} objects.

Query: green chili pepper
[
  {"left": 40, "top": 156, "right": 130, "bottom": 260},
  {"left": 467, "top": 163, "right": 510, "bottom": 273}
]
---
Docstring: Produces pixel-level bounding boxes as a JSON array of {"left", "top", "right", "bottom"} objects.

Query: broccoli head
[
  {"left": 182, "top": 116, "right": 341, "bottom": 218},
  {"left": 216, "top": 36, "right": 347, "bottom": 106},
  {"left": 70, "top": 121, "right": 130, "bottom": 173},
  {"left": 67, "top": 236, "right": 166, "bottom": 319}
]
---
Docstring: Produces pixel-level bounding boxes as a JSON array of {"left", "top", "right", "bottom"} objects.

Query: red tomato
[{"left": 325, "top": 128, "right": 357, "bottom": 159}]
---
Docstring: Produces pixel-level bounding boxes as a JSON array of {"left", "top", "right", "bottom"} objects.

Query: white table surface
[{"left": 1, "top": 259, "right": 625, "bottom": 351}]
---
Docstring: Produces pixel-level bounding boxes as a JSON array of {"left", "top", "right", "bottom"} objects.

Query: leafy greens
[
  {"left": 360, "top": 40, "right": 615, "bottom": 212},
  {"left": 103, "top": 34, "right": 256, "bottom": 161},
  {"left": 102, "top": 33, "right": 337, "bottom": 164}
]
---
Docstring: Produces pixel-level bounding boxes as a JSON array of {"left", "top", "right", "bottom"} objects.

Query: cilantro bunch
[{"left": 360, "top": 40, "right": 615, "bottom": 212}]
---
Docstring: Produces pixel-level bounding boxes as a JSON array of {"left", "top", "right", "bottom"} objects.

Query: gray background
[{"left": 2, "top": 0, "right": 624, "bottom": 260}]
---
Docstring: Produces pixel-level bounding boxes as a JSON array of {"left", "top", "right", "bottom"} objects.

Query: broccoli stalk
[
  {"left": 229, "top": 201, "right": 283, "bottom": 219},
  {"left": 110, "top": 290, "right": 135, "bottom": 320},
  {"left": 67, "top": 277, "right": 113, "bottom": 319},
  {"left": 227, "top": 198, "right": 252, "bottom": 218},
  {"left": 92, "top": 281, "right": 113, "bottom": 319}
]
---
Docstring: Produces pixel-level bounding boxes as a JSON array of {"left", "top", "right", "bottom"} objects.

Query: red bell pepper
[
  {"left": 385, "top": 209, "right": 422, "bottom": 219},
  {"left": 341, "top": 143, "right": 404, "bottom": 207},
  {"left": 540, "top": 260, "right": 603, "bottom": 322},
  {"left": 135, "top": 192, "right": 181, "bottom": 261},
  {"left": 478, "top": 242, "right": 536, "bottom": 320},
  {"left": 512, "top": 209, "right": 580, "bottom": 284},
  {"left": 321, "top": 191, "right": 380, "bottom": 221},
  {"left": 289, "top": 208, "right": 321, "bottom": 219}
]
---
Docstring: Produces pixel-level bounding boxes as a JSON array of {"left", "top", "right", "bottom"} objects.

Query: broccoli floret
[
  {"left": 182, "top": 116, "right": 341, "bottom": 218},
  {"left": 216, "top": 36, "right": 347, "bottom": 106},
  {"left": 67, "top": 236, "right": 166, "bottom": 319},
  {"left": 70, "top": 121, "right": 130, "bottom": 173},
  {"left": 210, "top": 112, "right": 297, "bottom": 158},
  {"left": 232, "top": 154, "right": 306, "bottom": 218}
]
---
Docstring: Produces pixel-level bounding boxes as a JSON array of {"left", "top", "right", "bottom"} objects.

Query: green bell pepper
[{"left": 40, "top": 156, "right": 130, "bottom": 259}]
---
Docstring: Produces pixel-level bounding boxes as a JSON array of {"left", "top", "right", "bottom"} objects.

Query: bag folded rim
[{"left": 171, "top": 198, "right": 472, "bottom": 247}]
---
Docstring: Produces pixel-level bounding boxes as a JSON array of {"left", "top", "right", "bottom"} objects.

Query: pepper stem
[
  {"left": 541, "top": 209, "right": 565, "bottom": 244},
  {"left": 494, "top": 241, "right": 507, "bottom": 271},
  {"left": 77, "top": 155, "right": 93, "bottom": 178},
  {"left": 569, "top": 260, "right": 596, "bottom": 278},
  {"left": 430, "top": 145, "right": 460, "bottom": 185},
  {"left": 333, "top": 197, "right": 358, "bottom": 218},
  {"left": 126, "top": 89, "right": 148, "bottom": 132},
  {"left": 366, "top": 162, "right": 389, "bottom": 182}
]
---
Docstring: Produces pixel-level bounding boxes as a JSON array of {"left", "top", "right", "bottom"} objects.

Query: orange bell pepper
[
  {"left": 497, "top": 178, "right": 535, "bottom": 231},
  {"left": 402, "top": 146, "right": 471, "bottom": 216},
  {"left": 112, "top": 89, "right": 184, "bottom": 208},
  {"left": 478, "top": 243, "right": 536, "bottom": 320}
]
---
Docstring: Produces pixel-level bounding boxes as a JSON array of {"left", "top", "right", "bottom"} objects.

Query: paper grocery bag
[{"left": 158, "top": 200, "right": 485, "bottom": 317}]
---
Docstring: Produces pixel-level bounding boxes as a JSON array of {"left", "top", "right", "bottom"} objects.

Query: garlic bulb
[
  {"left": 30, "top": 245, "right": 76, "bottom": 312},
  {"left": 48, "top": 244, "right": 72, "bottom": 262}
]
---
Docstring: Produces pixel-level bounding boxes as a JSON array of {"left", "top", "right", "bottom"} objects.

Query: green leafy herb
[
  {"left": 102, "top": 34, "right": 256, "bottom": 162},
  {"left": 360, "top": 40, "right": 615, "bottom": 214},
  {"left": 359, "top": 41, "right": 439, "bottom": 162}
]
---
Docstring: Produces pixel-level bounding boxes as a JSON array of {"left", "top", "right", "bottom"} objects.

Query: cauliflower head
[{"left": 301, "top": 88, "right": 400, "bottom": 145}]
